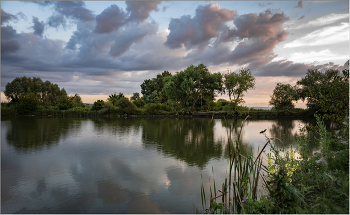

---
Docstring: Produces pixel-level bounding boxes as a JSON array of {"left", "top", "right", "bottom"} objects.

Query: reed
[{"left": 200, "top": 115, "right": 267, "bottom": 213}]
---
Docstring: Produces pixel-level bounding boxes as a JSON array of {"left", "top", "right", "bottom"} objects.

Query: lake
[{"left": 1, "top": 116, "right": 320, "bottom": 213}]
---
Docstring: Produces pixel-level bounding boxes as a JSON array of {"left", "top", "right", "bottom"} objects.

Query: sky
[{"left": 1, "top": 1, "right": 349, "bottom": 107}]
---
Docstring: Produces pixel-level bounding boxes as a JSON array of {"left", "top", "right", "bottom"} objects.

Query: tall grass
[{"left": 200, "top": 115, "right": 268, "bottom": 213}]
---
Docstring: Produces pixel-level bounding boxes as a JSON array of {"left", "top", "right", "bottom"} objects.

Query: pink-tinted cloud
[{"left": 165, "top": 2, "right": 237, "bottom": 49}]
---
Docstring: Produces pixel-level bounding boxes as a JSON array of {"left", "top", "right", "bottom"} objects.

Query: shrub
[
  {"left": 91, "top": 100, "right": 104, "bottom": 111},
  {"left": 132, "top": 99, "right": 146, "bottom": 108},
  {"left": 115, "top": 97, "right": 136, "bottom": 114},
  {"left": 15, "top": 93, "right": 40, "bottom": 115}
]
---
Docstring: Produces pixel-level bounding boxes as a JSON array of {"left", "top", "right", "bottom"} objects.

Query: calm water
[{"left": 1, "top": 116, "right": 319, "bottom": 213}]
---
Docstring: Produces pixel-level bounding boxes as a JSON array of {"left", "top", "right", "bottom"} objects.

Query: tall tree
[
  {"left": 163, "top": 64, "right": 223, "bottom": 113},
  {"left": 224, "top": 68, "right": 255, "bottom": 105}
]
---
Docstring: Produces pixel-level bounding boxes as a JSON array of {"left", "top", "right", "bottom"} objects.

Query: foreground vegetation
[{"left": 200, "top": 114, "right": 349, "bottom": 214}]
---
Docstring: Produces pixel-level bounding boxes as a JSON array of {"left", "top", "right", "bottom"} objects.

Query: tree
[
  {"left": 296, "top": 68, "right": 349, "bottom": 122},
  {"left": 130, "top": 92, "right": 140, "bottom": 102},
  {"left": 15, "top": 93, "right": 40, "bottom": 115},
  {"left": 92, "top": 100, "right": 105, "bottom": 111},
  {"left": 305, "top": 69, "right": 349, "bottom": 123},
  {"left": 107, "top": 92, "right": 125, "bottom": 105},
  {"left": 163, "top": 64, "right": 223, "bottom": 113},
  {"left": 4, "top": 76, "right": 64, "bottom": 107},
  {"left": 72, "top": 94, "right": 84, "bottom": 107},
  {"left": 224, "top": 68, "right": 255, "bottom": 105},
  {"left": 269, "top": 83, "right": 299, "bottom": 111},
  {"left": 141, "top": 71, "right": 172, "bottom": 103}
]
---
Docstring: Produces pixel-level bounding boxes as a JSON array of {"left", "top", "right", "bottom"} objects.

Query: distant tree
[
  {"left": 269, "top": 83, "right": 299, "bottom": 111},
  {"left": 92, "top": 100, "right": 105, "bottom": 111},
  {"left": 4, "top": 76, "right": 65, "bottom": 107},
  {"left": 72, "top": 94, "right": 84, "bottom": 107},
  {"left": 141, "top": 71, "right": 172, "bottom": 103},
  {"left": 224, "top": 68, "right": 255, "bottom": 105},
  {"left": 163, "top": 64, "right": 223, "bottom": 113},
  {"left": 130, "top": 92, "right": 140, "bottom": 102},
  {"left": 57, "top": 95, "right": 74, "bottom": 110},
  {"left": 107, "top": 92, "right": 125, "bottom": 105}
]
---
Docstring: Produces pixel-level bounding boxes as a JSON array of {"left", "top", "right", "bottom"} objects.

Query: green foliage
[
  {"left": 107, "top": 92, "right": 126, "bottom": 105},
  {"left": 132, "top": 99, "right": 146, "bottom": 108},
  {"left": 57, "top": 95, "right": 74, "bottom": 110},
  {"left": 144, "top": 103, "right": 172, "bottom": 114},
  {"left": 130, "top": 92, "right": 140, "bottom": 101},
  {"left": 115, "top": 97, "right": 137, "bottom": 114},
  {"left": 91, "top": 100, "right": 105, "bottom": 111},
  {"left": 222, "top": 103, "right": 249, "bottom": 115},
  {"left": 296, "top": 68, "right": 349, "bottom": 122},
  {"left": 141, "top": 71, "right": 172, "bottom": 104},
  {"left": 163, "top": 64, "right": 223, "bottom": 113},
  {"left": 224, "top": 69, "right": 255, "bottom": 104},
  {"left": 305, "top": 69, "right": 349, "bottom": 123},
  {"left": 15, "top": 93, "right": 40, "bottom": 115},
  {"left": 72, "top": 94, "right": 84, "bottom": 107},
  {"left": 269, "top": 83, "right": 299, "bottom": 112}
]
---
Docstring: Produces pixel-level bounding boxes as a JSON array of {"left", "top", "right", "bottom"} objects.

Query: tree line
[{"left": 2, "top": 64, "right": 349, "bottom": 121}]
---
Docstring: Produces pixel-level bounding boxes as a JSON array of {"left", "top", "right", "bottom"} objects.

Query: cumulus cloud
[
  {"left": 1, "top": 40, "right": 20, "bottom": 55},
  {"left": 109, "top": 22, "right": 158, "bottom": 57},
  {"left": 1, "top": 9, "right": 18, "bottom": 25},
  {"left": 284, "top": 22, "right": 349, "bottom": 48},
  {"left": 165, "top": 2, "right": 237, "bottom": 49},
  {"left": 220, "top": 12, "right": 289, "bottom": 42},
  {"left": 28, "top": 1, "right": 94, "bottom": 22},
  {"left": 295, "top": 1, "right": 303, "bottom": 8},
  {"left": 47, "top": 14, "right": 66, "bottom": 28},
  {"left": 53, "top": 1, "right": 95, "bottom": 22},
  {"left": 32, "top": 16, "right": 45, "bottom": 37},
  {"left": 94, "top": 4, "right": 127, "bottom": 34},
  {"left": 125, "top": 1, "right": 162, "bottom": 23}
]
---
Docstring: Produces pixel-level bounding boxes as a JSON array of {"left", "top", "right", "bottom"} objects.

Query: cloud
[
  {"left": 288, "top": 49, "right": 349, "bottom": 64},
  {"left": 54, "top": 1, "right": 95, "bottom": 22},
  {"left": 1, "top": 40, "right": 20, "bottom": 55},
  {"left": 28, "top": 1, "right": 94, "bottom": 22},
  {"left": 293, "top": 13, "right": 349, "bottom": 29},
  {"left": 47, "top": 14, "right": 66, "bottom": 28},
  {"left": 258, "top": 3, "right": 272, "bottom": 7},
  {"left": 32, "top": 16, "right": 45, "bottom": 37},
  {"left": 165, "top": 2, "right": 237, "bottom": 49},
  {"left": 298, "top": 15, "right": 304, "bottom": 20},
  {"left": 109, "top": 22, "right": 158, "bottom": 57},
  {"left": 94, "top": 4, "right": 127, "bottom": 34},
  {"left": 125, "top": 1, "right": 162, "bottom": 23},
  {"left": 284, "top": 22, "right": 349, "bottom": 48},
  {"left": 1, "top": 9, "right": 18, "bottom": 25},
  {"left": 255, "top": 60, "right": 349, "bottom": 77},
  {"left": 295, "top": 1, "right": 302, "bottom": 8},
  {"left": 220, "top": 11, "right": 289, "bottom": 42}
]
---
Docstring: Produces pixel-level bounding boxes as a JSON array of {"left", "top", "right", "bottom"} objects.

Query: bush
[
  {"left": 132, "top": 99, "right": 146, "bottom": 108},
  {"left": 91, "top": 100, "right": 104, "bottom": 111},
  {"left": 15, "top": 93, "right": 40, "bottom": 115},
  {"left": 115, "top": 97, "right": 136, "bottom": 114}
]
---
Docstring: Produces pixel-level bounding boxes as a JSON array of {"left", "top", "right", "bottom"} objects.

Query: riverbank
[{"left": 1, "top": 107, "right": 311, "bottom": 119}]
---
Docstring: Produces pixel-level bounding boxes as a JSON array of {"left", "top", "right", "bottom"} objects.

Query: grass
[{"left": 200, "top": 114, "right": 349, "bottom": 214}]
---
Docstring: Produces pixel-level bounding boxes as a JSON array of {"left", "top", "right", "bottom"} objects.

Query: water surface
[{"left": 1, "top": 116, "right": 319, "bottom": 213}]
